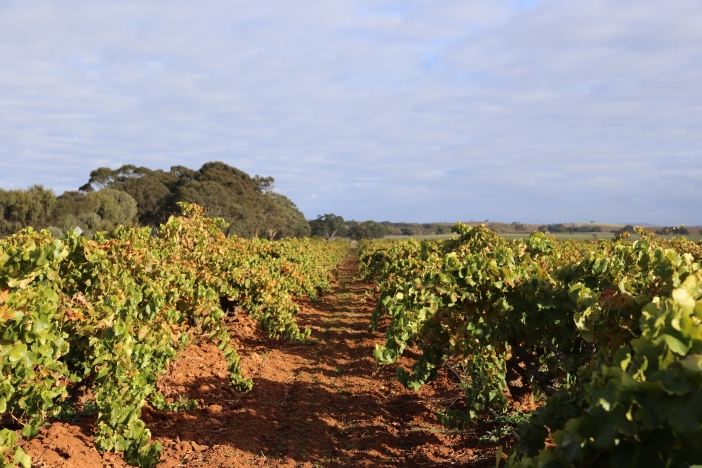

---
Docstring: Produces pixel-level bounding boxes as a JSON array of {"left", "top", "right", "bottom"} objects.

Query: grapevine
[
  {"left": 360, "top": 224, "right": 702, "bottom": 467},
  {"left": 0, "top": 203, "right": 345, "bottom": 467}
]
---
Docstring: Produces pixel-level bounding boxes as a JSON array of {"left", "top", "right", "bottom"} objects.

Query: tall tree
[
  {"left": 1, "top": 162, "right": 311, "bottom": 240},
  {"left": 78, "top": 161, "right": 311, "bottom": 239},
  {"left": 0, "top": 185, "right": 56, "bottom": 235},
  {"left": 259, "top": 193, "right": 311, "bottom": 240},
  {"left": 346, "top": 220, "right": 388, "bottom": 240},
  {"left": 310, "top": 214, "right": 346, "bottom": 240}
]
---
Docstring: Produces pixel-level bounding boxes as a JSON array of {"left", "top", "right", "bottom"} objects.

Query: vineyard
[
  {"left": 1, "top": 213, "right": 702, "bottom": 467},
  {"left": 0, "top": 204, "right": 345, "bottom": 467},
  {"left": 359, "top": 225, "right": 702, "bottom": 467}
]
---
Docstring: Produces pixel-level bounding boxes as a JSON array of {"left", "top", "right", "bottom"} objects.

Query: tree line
[
  {"left": 0, "top": 162, "right": 310, "bottom": 239},
  {"left": 537, "top": 223, "right": 602, "bottom": 233},
  {"left": 308, "top": 214, "right": 457, "bottom": 240},
  {"left": 1, "top": 162, "right": 410, "bottom": 241}
]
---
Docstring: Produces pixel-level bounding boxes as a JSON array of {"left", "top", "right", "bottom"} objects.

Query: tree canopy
[
  {"left": 309, "top": 214, "right": 347, "bottom": 240},
  {"left": 77, "top": 161, "right": 311, "bottom": 239},
  {"left": 1, "top": 162, "right": 311, "bottom": 239},
  {"left": 346, "top": 220, "right": 388, "bottom": 241}
]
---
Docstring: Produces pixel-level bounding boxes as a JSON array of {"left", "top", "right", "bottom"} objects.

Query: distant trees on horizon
[
  {"left": 5, "top": 167, "right": 693, "bottom": 241},
  {"left": 0, "top": 162, "right": 310, "bottom": 239},
  {"left": 538, "top": 223, "right": 602, "bottom": 234}
]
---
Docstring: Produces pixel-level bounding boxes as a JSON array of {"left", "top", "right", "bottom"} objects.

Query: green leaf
[
  {"left": 656, "top": 370, "right": 692, "bottom": 395},
  {"left": 681, "top": 354, "right": 702, "bottom": 373},
  {"left": 661, "top": 334, "right": 690, "bottom": 356},
  {"left": 14, "top": 449, "right": 31, "bottom": 468},
  {"left": 593, "top": 257, "right": 608, "bottom": 274},
  {"left": 21, "top": 423, "right": 39, "bottom": 438},
  {"left": 495, "top": 446, "right": 503, "bottom": 468},
  {"left": 8, "top": 343, "right": 27, "bottom": 362}
]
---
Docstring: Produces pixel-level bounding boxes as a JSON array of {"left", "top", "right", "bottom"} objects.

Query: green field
[{"left": 385, "top": 233, "right": 702, "bottom": 242}]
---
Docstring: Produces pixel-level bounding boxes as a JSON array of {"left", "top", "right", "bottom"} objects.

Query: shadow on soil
[{"left": 137, "top": 254, "right": 495, "bottom": 467}]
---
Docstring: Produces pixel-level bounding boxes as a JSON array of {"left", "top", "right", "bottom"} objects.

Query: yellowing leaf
[{"left": 8, "top": 343, "right": 27, "bottom": 362}]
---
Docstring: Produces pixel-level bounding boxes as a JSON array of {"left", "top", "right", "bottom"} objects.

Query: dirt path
[{"left": 23, "top": 252, "right": 497, "bottom": 467}]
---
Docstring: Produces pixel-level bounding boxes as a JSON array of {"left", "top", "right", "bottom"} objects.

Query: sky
[{"left": 0, "top": 0, "right": 700, "bottom": 224}]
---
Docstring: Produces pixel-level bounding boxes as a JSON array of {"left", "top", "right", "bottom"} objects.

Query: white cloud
[{"left": 0, "top": 0, "right": 700, "bottom": 224}]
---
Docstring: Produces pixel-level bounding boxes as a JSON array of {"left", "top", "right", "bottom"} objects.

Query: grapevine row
[
  {"left": 0, "top": 203, "right": 346, "bottom": 467},
  {"left": 360, "top": 225, "right": 702, "bottom": 467}
]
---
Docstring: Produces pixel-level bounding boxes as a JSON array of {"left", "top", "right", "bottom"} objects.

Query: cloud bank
[{"left": 0, "top": 0, "right": 700, "bottom": 224}]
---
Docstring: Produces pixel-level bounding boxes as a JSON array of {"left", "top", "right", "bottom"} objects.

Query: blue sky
[{"left": 0, "top": 0, "right": 700, "bottom": 224}]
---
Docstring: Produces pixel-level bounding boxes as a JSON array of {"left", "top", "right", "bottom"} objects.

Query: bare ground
[{"left": 21, "top": 252, "right": 501, "bottom": 467}]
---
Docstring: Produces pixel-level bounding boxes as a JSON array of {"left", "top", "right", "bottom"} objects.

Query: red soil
[{"left": 21, "top": 253, "right": 500, "bottom": 467}]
